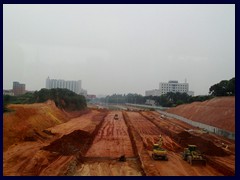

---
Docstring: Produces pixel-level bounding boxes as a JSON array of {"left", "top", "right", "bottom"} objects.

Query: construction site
[{"left": 3, "top": 97, "right": 235, "bottom": 176}]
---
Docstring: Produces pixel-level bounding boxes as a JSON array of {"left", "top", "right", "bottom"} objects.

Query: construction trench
[{"left": 3, "top": 107, "right": 235, "bottom": 176}]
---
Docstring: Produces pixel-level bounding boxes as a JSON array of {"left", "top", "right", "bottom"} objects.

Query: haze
[{"left": 3, "top": 4, "right": 235, "bottom": 96}]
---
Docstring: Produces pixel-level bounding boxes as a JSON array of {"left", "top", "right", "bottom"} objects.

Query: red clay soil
[
  {"left": 3, "top": 101, "right": 68, "bottom": 151},
  {"left": 3, "top": 102, "right": 235, "bottom": 176},
  {"left": 74, "top": 160, "right": 143, "bottom": 176},
  {"left": 125, "top": 111, "right": 223, "bottom": 176},
  {"left": 140, "top": 110, "right": 235, "bottom": 175},
  {"left": 62, "top": 109, "right": 91, "bottom": 119},
  {"left": 166, "top": 97, "right": 235, "bottom": 132},
  {"left": 3, "top": 107, "right": 107, "bottom": 176},
  {"left": 85, "top": 111, "right": 135, "bottom": 158},
  {"left": 42, "top": 130, "right": 92, "bottom": 155},
  {"left": 177, "top": 131, "right": 228, "bottom": 156}
]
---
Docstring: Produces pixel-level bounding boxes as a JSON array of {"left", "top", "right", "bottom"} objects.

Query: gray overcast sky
[{"left": 3, "top": 4, "right": 235, "bottom": 96}]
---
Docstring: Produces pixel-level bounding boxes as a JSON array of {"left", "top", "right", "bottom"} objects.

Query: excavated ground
[
  {"left": 3, "top": 102, "right": 235, "bottom": 176},
  {"left": 139, "top": 111, "right": 235, "bottom": 176},
  {"left": 3, "top": 107, "right": 108, "bottom": 176},
  {"left": 75, "top": 111, "right": 143, "bottom": 176},
  {"left": 166, "top": 97, "right": 235, "bottom": 132},
  {"left": 85, "top": 111, "right": 134, "bottom": 158}
]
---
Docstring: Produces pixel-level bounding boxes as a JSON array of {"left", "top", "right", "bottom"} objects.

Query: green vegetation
[
  {"left": 3, "top": 88, "right": 87, "bottom": 112},
  {"left": 96, "top": 92, "right": 213, "bottom": 107},
  {"left": 96, "top": 77, "right": 234, "bottom": 107},
  {"left": 209, "top": 77, "right": 235, "bottom": 96}
]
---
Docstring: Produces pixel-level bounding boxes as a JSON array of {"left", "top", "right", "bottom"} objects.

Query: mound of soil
[
  {"left": 166, "top": 97, "right": 235, "bottom": 132},
  {"left": 177, "top": 131, "right": 228, "bottom": 157},
  {"left": 3, "top": 102, "right": 69, "bottom": 151},
  {"left": 42, "top": 130, "right": 92, "bottom": 155}
]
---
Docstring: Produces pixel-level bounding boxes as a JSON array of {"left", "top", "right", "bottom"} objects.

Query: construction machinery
[
  {"left": 182, "top": 145, "right": 206, "bottom": 165},
  {"left": 114, "top": 114, "right": 119, "bottom": 120},
  {"left": 152, "top": 135, "right": 168, "bottom": 161}
]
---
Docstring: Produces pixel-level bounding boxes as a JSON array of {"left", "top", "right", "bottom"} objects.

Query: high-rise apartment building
[
  {"left": 46, "top": 77, "right": 86, "bottom": 95},
  {"left": 13, "top": 81, "right": 26, "bottom": 96}
]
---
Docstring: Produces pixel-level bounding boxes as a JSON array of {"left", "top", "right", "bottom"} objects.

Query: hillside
[
  {"left": 3, "top": 100, "right": 69, "bottom": 151},
  {"left": 3, "top": 88, "right": 87, "bottom": 112},
  {"left": 166, "top": 97, "right": 235, "bottom": 132}
]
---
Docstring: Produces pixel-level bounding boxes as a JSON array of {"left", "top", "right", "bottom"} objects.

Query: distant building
[
  {"left": 145, "top": 80, "right": 194, "bottom": 97},
  {"left": 145, "top": 89, "right": 161, "bottom": 96},
  {"left": 3, "top": 89, "right": 14, "bottom": 96},
  {"left": 159, "top": 80, "right": 189, "bottom": 95},
  {"left": 46, "top": 77, "right": 81, "bottom": 94},
  {"left": 46, "top": 77, "right": 83, "bottom": 95},
  {"left": 13, "top": 81, "right": 26, "bottom": 96}
]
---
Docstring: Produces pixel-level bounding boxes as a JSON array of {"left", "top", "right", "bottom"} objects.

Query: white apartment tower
[
  {"left": 159, "top": 80, "right": 189, "bottom": 95},
  {"left": 46, "top": 77, "right": 82, "bottom": 95}
]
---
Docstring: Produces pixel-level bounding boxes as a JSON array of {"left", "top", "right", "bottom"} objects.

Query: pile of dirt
[
  {"left": 42, "top": 130, "right": 92, "bottom": 155},
  {"left": 3, "top": 102, "right": 69, "bottom": 151},
  {"left": 166, "top": 97, "right": 235, "bottom": 132},
  {"left": 177, "top": 131, "right": 228, "bottom": 157}
]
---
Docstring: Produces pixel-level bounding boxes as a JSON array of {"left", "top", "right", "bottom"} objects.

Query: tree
[
  {"left": 227, "top": 77, "right": 235, "bottom": 95},
  {"left": 209, "top": 78, "right": 235, "bottom": 96}
]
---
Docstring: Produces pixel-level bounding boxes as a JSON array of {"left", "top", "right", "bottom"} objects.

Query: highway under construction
[{"left": 3, "top": 99, "right": 235, "bottom": 176}]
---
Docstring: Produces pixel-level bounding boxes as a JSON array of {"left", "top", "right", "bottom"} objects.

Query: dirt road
[{"left": 85, "top": 111, "right": 134, "bottom": 158}]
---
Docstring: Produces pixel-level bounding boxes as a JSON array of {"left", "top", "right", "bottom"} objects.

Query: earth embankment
[{"left": 166, "top": 97, "right": 235, "bottom": 132}]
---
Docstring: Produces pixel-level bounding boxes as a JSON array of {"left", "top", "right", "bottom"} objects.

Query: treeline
[
  {"left": 97, "top": 92, "right": 213, "bottom": 107},
  {"left": 3, "top": 88, "right": 87, "bottom": 111},
  {"left": 97, "top": 77, "right": 235, "bottom": 107}
]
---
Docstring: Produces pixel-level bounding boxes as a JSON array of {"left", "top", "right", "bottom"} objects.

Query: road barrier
[{"left": 126, "top": 103, "right": 169, "bottom": 110}]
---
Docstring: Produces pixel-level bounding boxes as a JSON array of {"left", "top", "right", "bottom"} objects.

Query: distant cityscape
[{"left": 4, "top": 78, "right": 194, "bottom": 100}]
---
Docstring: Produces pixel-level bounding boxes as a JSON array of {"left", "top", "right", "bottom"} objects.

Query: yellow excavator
[{"left": 152, "top": 135, "right": 168, "bottom": 161}]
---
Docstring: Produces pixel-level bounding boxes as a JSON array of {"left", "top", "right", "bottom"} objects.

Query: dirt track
[
  {"left": 3, "top": 104, "right": 235, "bottom": 176},
  {"left": 85, "top": 111, "right": 134, "bottom": 158}
]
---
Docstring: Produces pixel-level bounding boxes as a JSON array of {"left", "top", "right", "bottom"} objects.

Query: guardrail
[{"left": 126, "top": 103, "right": 170, "bottom": 110}]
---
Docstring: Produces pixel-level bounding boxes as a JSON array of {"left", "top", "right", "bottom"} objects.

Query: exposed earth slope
[
  {"left": 3, "top": 100, "right": 68, "bottom": 151},
  {"left": 166, "top": 97, "right": 235, "bottom": 132}
]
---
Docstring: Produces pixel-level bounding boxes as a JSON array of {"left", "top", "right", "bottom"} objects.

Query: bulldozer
[
  {"left": 152, "top": 135, "right": 168, "bottom": 161},
  {"left": 182, "top": 145, "right": 206, "bottom": 165}
]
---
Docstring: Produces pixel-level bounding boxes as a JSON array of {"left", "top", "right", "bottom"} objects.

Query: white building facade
[
  {"left": 46, "top": 77, "right": 87, "bottom": 96},
  {"left": 159, "top": 80, "right": 189, "bottom": 95},
  {"left": 145, "top": 80, "right": 194, "bottom": 97}
]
